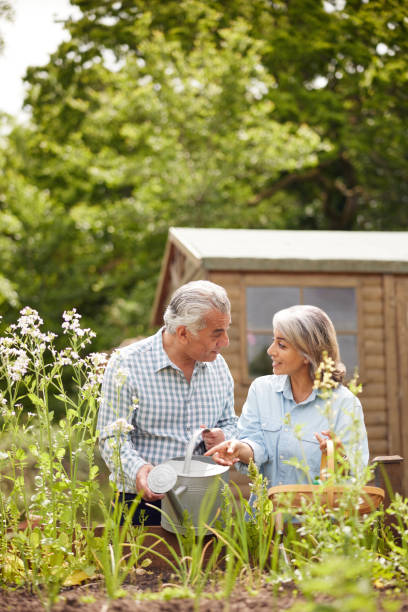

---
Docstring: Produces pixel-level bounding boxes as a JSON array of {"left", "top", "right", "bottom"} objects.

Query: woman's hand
[
  {"left": 315, "top": 430, "right": 344, "bottom": 454},
  {"left": 204, "top": 439, "right": 253, "bottom": 466}
]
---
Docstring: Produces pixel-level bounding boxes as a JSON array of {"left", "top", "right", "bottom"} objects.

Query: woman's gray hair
[
  {"left": 273, "top": 305, "right": 346, "bottom": 383},
  {"left": 164, "top": 280, "right": 230, "bottom": 335}
]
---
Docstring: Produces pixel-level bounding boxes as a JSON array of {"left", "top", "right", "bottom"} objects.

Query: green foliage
[
  {"left": 1, "top": 0, "right": 407, "bottom": 349},
  {"left": 0, "top": 1, "right": 13, "bottom": 55},
  {"left": 4, "top": 0, "right": 406, "bottom": 349},
  {"left": 209, "top": 461, "right": 278, "bottom": 597},
  {"left": 288, "top": 553, "right": 379, "bottom": 612},
  {"left": 0, "top": 12, "right": 325, "bottom": 347},
  {"left": 383, "top": 494, "right": 408, "bottom": 585},
  {"left": 0, "top": 308, "right": 157, "bottom": 606},
  {"left": 89, "top": 490, "right": 150, "bottom": 599},
  {"left": 1, "top": 309, "right": 408, "bottom": 607},
  {"left": 23, "top": 0, "right": 408, "bottom": 230},
  {"left": 0, "top": 308, "right": 105, "bottom": 607},
  {"left": 145, "top": 477, "right": 224, "bottom": 602}
]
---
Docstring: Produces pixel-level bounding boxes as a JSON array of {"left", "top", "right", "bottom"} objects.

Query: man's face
[{"left": 184, "top": 309, "right": 230, "bottom": 362}]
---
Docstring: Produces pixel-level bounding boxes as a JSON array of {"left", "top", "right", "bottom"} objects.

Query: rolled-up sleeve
[
  {"left": 97, "top": 354, "right": 146, "bottom": 492},
  {"left": 235, "top": 381, "right": 269, "bottom": 473},
  {"left": 216, "top": 366, "right": 238, "bottom": 439},
  {"left": 332, "top": 392, "right": 369, "bottom": 476}
]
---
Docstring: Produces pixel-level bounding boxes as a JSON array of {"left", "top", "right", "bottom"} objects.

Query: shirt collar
[
  {"left": 153, "top": 327, "right": 173, "bottom": 372},
  {"left": 281, "top": 374, "right": 318, "bottom": 404},
  {"left": 153, "top": 327, "right": 207, "bottom": 372}
]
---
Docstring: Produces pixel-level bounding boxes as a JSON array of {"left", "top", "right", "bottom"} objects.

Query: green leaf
[{"left": 28, "top": 393, "right": 45, "bottom": 408}]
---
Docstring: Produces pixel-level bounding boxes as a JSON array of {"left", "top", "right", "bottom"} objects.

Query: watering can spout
[{"left": 166, "top": 488, "right": 186, "bottom": 524}]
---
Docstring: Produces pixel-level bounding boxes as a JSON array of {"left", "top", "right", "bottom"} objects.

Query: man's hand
[
  {"left": 201, "top": 425, "right": 225, "bottom": 450},
  {"left": 136, "top": 464, "right": 165, "bottom": 501}
]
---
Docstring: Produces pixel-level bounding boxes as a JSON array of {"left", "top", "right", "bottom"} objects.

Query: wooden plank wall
[
  {"left": 155, "top": 259, "right": 406, "bottom": 494},
  {"left": 209, "top": 271, "right": 250, "bottom": 411},
  {"left": 395, "top": 277, "right": 408, "bottom": 495},
  {"left": 210, "top": 270, "right": 395, "bottom": 464},
  {"left": 359, "top": 276, "right": 389, "bottom": 458}
]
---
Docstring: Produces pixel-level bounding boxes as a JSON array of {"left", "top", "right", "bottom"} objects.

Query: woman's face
[{"left": 267, "top": 328, "right": 309, "bottom": 378}]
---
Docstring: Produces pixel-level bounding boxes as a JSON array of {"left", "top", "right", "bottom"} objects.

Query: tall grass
[
  {"left": 1, "top": 308, "right": 408, "bottom": 609},
  {"left": 0, "top": 308, "right": 144, "bottom": 607}
]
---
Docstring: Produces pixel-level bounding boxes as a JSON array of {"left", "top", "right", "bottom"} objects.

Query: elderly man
[{"left": 97, "top": 280, "right": 237, "bottom": 524}]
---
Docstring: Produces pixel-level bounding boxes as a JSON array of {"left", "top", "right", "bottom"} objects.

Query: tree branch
[{"left": 247, "top": 160, "right": 333, "bottom": 207}]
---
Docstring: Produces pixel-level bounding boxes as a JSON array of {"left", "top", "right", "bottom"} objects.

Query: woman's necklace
[{"left": 293, "top": 388, "right": 312, "bottom": 404}]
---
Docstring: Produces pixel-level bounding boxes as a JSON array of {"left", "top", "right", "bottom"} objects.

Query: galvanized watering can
[{"left": 147, "top": 429, "right": 229, "bottom": 534}]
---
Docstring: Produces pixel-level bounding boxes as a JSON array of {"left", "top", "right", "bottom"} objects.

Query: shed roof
[{"left": 169, "top": 227, "right": 408, "bottom": 273}]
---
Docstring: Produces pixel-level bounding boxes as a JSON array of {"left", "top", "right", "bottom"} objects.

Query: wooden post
[{"left": 371, "top": 455, "right": 404, "bottom": 508}]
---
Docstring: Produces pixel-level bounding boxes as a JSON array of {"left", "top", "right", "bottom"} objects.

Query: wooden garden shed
[{"left": 151, "top": 227, "right": 408, "bottom": 493}]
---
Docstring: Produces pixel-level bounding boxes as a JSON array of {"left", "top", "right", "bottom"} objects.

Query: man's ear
[{"left": 176, "top": 325, "right": 189, "bottom": 344}]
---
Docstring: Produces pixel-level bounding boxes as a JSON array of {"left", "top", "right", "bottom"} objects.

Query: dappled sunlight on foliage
[{"left": 1, "top": 0, "right": 407, "bottom": 351}]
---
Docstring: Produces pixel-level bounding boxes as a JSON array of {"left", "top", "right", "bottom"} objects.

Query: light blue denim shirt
[{"left": 237, "top": 374, "right": 369, "bottom": 487}]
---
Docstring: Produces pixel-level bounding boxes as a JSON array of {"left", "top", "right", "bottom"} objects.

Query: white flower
[
  {"left": 114, "top": 367, "right": 129, "bottom": 387},
  {"left": 16, "top": 307, "right": 44, "bottom": 335},
  {"left": 105, "top": 418, "right": 134, "bottom": 434},
  {"left": 89, "top": 352, "right": 108, "bottom": 368},
  {"left": 6, "top": 308, "right": 57, "bottom": 347},
  {"left": 62, "top": 309, "right": 96, "bottom": 341},
  {"left": 7, "top": 350, "right": 30, "bottom": 382},
  {"left": 0, "top": 451, "right": 8, "bottom": 460}
]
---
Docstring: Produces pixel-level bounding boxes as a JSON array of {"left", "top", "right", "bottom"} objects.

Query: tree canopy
[{"left": 0, "top": 0, "right": 407, "bottom": 347}]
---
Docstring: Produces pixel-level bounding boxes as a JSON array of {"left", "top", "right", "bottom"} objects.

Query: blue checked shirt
[
  {"left": 98, "top": 327, "right": 237, "bottom": 492},
  {"left": 236, "top": 374, "right": 369, "bottom": 487}
]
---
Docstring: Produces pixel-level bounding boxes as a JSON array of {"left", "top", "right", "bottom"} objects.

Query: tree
[
  {"left": 0, "top": 1, "right": 13, "bottom": 55},
  {"left": 24, "top": 0, "right": 408, "bottom": 230},
  {"left": 0, "top": 0, "right": 16, "bottom": 309},
  {"left": 1, "top": 0, "right": 406, "bottom": 346},
  {"left": 1, "top": 6, "right": 325, "bottom": 345}
]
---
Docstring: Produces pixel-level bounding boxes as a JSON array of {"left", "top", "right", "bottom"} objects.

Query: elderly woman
[{"left": 205, "top": 305, "right": 369, "bottom": 487}]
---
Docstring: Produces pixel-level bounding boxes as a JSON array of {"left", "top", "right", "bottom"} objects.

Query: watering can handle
[{"left": 319, "top": 438, "right": 335, "bottom": 481}]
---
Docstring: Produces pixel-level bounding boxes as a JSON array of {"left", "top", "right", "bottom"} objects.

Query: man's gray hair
[{"left": 164, "top": 280, "right": 230, "bottom": 335}]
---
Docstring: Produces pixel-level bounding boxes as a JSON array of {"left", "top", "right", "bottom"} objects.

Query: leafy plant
[
  {"left": 0, "top": 308, "right": 106, "bottom": 607},
  {"left": 288, "top": 553, "right": 379, "bottom": 612},
  {"left": 1, "top": 307, "right": 408, "bottom": 608},
  {"left": 88, "top": 489, "right": 150, "bottom": 599},
  {"left": 145, "top": 477, "right": 224, "bottom": 606}
]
